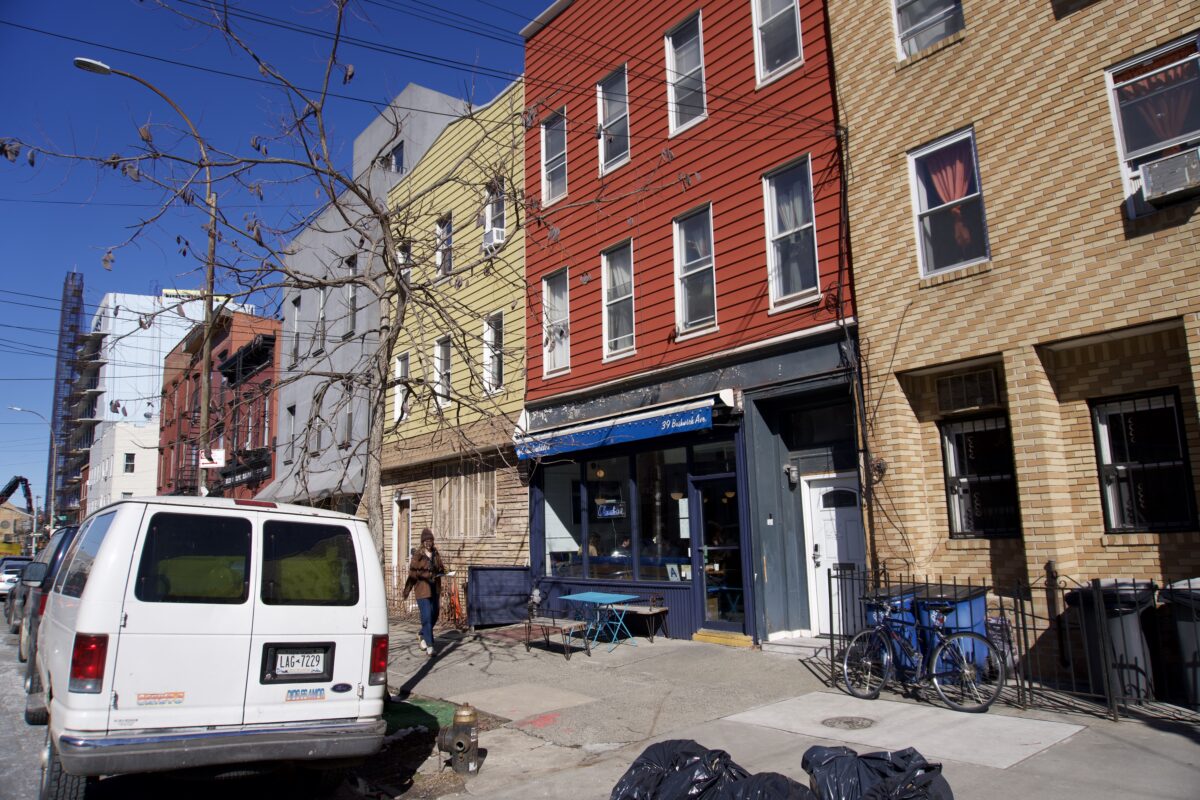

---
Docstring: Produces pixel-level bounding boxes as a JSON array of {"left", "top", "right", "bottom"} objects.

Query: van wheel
[{"left": 39, "top": 729, "right": 93, "bottom": 800}]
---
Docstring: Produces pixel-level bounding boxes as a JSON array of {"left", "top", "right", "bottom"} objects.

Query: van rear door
[
  {"left": 109, "top": 507, "right": 256, "bottom": 730},
  {"left": 243, "top": 516, "right": 366, "bottom": 724}
]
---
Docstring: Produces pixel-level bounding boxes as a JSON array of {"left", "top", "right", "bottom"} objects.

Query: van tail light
[
  {"left": 37, "top": 592, "right": 49, "bottom": 617},
  {"left": 369, "top": 634, "right": 388, "bottom": 686},
  {"left": 69, "top": 633, "right": 108, "bottom": 693}
]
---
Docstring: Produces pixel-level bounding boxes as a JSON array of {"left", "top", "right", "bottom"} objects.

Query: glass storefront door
[{"left": 693, "top": 476, "right": 744, "bottom": 628}]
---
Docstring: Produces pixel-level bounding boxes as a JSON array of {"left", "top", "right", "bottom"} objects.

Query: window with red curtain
[
  {"left": 911, "top": 130, "right": 989, "bottom": 275},
  {"left": 1113, "top": 43, "right": 1200, "bottom": 159}
]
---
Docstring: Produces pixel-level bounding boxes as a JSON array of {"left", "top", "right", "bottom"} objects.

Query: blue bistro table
[{"left": 558, "top": 591, "right": 640, "bottom": 652}]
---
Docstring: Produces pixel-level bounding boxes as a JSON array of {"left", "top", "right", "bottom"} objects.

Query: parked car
[
  {"left": 30, "top": 497, "right": 388, "bottom": 798},
  {"left": 0, "top": 555, "right": 31, "bottom": 598},
  {"left": 7, "top": 528, "right": 76, "bottom": 636}
]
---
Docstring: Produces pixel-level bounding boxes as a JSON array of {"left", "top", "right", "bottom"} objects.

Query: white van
[{"left": 31, "top": 497, "right": 389, "bottom": 797}]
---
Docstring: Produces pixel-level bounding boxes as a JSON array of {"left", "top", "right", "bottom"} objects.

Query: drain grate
[{"left": 821, "top": 716, "right": 875, "bottom": 730}]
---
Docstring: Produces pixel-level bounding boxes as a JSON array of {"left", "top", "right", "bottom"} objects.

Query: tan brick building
[{"left": 827, "top": 0, "right": 1200, "bottom": 587}]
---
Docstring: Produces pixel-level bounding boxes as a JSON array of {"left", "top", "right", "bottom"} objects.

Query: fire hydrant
[{"left": 437, "top": 703, "right": 480, "bottom": 775}]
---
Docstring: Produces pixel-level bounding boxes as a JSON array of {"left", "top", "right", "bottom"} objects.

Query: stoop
[
  {"left": 691, "top": 629, "right": 754, "bottom": 648},
  {"left": 760, "top": 635, "right": 829, "bottom": 659}
]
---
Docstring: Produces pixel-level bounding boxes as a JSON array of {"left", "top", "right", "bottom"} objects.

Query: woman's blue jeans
[{"left": 417, "top": 595, "right": 439, "bottom": 647}]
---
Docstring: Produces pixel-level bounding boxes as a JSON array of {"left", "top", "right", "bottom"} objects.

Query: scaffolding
[{"left": 47, "top": 272, "right": 85, "bottom": 526}]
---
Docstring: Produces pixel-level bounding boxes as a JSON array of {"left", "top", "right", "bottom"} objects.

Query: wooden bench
[
  {"left": 611, "top": 604, "right": 670, "bottom": 642},
  {"left": 525, "top": 606, "right": 590, "bottom": 660}
]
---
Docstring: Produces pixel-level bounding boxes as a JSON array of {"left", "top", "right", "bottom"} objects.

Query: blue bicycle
[{"left": 842, "top": 596, "right": 1006, "bottom": 713}]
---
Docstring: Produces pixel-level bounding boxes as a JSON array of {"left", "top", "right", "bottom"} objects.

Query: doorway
[
  {"left": 800, "top": 471, "right": 866, "bottom": 636},
  {"left": 692, "top": 475, "right": 745, "bottom": 630},
  {"left": 392, "top": 496, "right": 411, "bottom": 601}
]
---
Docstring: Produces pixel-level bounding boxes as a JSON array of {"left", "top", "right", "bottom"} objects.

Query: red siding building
[
  {"left": 519, "top": 0, "right": 859, "bottom": 643},
  {"left": 158, "top": 312, "right": 281, "bottom": 500}
]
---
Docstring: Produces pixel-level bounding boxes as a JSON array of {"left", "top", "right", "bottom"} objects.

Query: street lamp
[
  {"left": 73, "top": 56, "right": 217, "bottom": 497},
  {"left": 9, "top": 406, "right": 54, "bottom": 538}
]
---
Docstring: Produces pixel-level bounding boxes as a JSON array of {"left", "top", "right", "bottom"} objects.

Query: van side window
[
  {"left": 53, "top": 518, "right": 92, "bottom": 594},
  {"left": 262, "top": 520, "right": 359, "bottom": 606},
  {"left": 135, "top": 513, "right": 251, "bottom": 604},
  {"left": 58, "top": 513, "right": 117, "bottom": 598}
]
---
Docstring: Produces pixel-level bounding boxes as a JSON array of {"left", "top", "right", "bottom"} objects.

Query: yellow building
[{"left": 379, "top": 79, "right": 526, "bottom": 607}]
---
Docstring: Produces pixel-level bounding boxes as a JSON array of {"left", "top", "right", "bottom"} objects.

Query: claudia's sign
[{"left": 516, "top": 405, "right": 713, "bottom": 459}]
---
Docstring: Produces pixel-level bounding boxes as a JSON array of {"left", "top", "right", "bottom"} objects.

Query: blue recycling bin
[
  {"left": 914, "top": 583, "right": 989, "bottom": 669},
  {"left": 864, "top": 585, "right": 920, "bottom": 671}
]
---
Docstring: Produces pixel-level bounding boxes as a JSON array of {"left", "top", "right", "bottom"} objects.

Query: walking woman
[{"left": 407, "top": 528, "right": 445, "bottom": 656}]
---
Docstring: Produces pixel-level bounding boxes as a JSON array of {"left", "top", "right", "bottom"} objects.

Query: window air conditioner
[
  {"left": 483, "top": 228, "right": 505, "bottom": 252},
  {"left": 1141, "top": 148, "right": 1200, "bottom": 206},
  {"left": 936, "top": 369, "right": 999, "bottom": 414}
]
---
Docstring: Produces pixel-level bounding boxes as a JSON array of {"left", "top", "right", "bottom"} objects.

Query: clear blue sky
[{"left": 0, "top": 0, "right": 548, "bottom": 504}]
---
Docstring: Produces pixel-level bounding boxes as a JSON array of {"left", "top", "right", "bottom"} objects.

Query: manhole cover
[{"left": 821, "top": 716, "right": 874, "bottom": 730}]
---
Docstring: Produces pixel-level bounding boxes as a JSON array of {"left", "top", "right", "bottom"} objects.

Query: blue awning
[{"left": 515, "top": 399, "right": 715, "bottom": 460}]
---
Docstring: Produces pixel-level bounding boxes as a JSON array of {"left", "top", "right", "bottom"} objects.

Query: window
[
  {"left": 893, "top": 0, "right": 964, "bottom": 58},
  {"left": 315, "top": 286, "right": 327, "bottom": 353},
  {"left": 340, "top": 405, "right": 353, "bottom": 448},
  {"left": 396, "top": 241, "right": 412, "bottom": 268},
  {"left": 541, "top": 109, "right": 568, "bottom": 203},
  {"left": 603, "top": 241, "right": 635, "bottom": 355},
  {"left": 909, "top": 130, "right": 989, "bottom": 276},
  {"left": 764, "top": 157, "right": 819, "bottom": 305},
  {"left": 285, "top": 405, "right": 296, "bottom": 463},
  {"left": 290, "top": 297, "right": 301, "bottom": 364},
  {"left": 432, "top": 462, "right": 497, "bottom": 538},
  {"left": 262, "top": 520, "right": 359, "bottom": 606},
  {"left": 436, "top": 214, "right": 453, "bottom": 276},
  {"left": 1091, "top": 392, "right": 1196, "bottom": 532},
  {"left": 386, "top": 141, "right": 405, "bottom": 174},
  {"left": 121, "top": 491, "right": 133, "bottom": 499},
  {"left": 393, "top": 353, "right": 410, "bottom": 423},
  {"left": 666, "top": 14, "right": 707, "bottom": 133},
  {"left": 598, "top": 67, "right": 630, "bottom": 171},
  {"left": 940, "top": 416, "right": 1020, "bottom": 538},
  {"left": 123, "top": 452, "right": 136, "bottom": 473},
  {"left": 344, "top": 254, "right": 359, "bottom": 338},
  {"left": 434, "top": 336, "right": 452, "bottom": 408},
  {"left": 483, "top": 313, "right": 504, "bottom": 394},
  {"left": 134, "top": 513, "right": 251, "bottom": 604},
  {"left": 752, "top": 0, "right": 802, "bottom": 81},
  {"left": 542, "top": 269, "right": 570, "bottom": 375},
  {"left": 674, "top": 206, "right": 717, "bottom": 332},
  {"left": 56, "top": 512, "right": 116, "bottom": 598},
  {"left": 483, "top": 180, "right": 506, "bottom": 252},
  {"left": 262, "top": 391, "right": 271, "bottom": 448}
]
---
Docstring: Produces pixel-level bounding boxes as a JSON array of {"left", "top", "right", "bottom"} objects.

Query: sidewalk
[{"left": 384, "top": 620, "right": 1200, "bottom": 799}]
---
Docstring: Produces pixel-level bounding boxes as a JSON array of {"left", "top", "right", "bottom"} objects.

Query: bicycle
[{"left": 842, "top": 595, "right": 1006, "bottom": 713}]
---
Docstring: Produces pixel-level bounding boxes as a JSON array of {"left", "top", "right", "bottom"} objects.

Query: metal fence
[
  {"left": 826, "top": 563, "right": 1199, "bottom": 721},
  {"left": 384, "top": 570, "right": 469, "bottom": 631}
]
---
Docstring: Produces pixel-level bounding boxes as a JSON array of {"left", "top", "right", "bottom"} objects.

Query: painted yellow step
[{"left": 691, "top": 629, "right": 754, "bottom": 648}]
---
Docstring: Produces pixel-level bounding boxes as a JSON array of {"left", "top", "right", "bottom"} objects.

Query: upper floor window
[
  {"left": 598, "top": 67, "right": 630, "bottom": 171},
  {"left": 674, "top": 206, "right": 716, "bottom": 333},
  {"left": 315, "top": 286, "right": 328, "bottom": 353},
  {"left": 484, "top": 180, "right": 506, "bottom": 253},
  {"left": 666, "top": 14, "right": 707, "bottom": 134},
  {"left": 393, "top": 353, "right": 410, "bottom": 423},
  {"left": 483, "top": 313, "right": 504, "bottom": 394},
  {"left": 386, "top": 141, "right": 405, "bottom": 174},
  {"left": 764, "top": 157, "right": 819, "bottom": 306},
  {"left": 434, "top": 336, "right": 452, "bottom": 408},
  {"left": 285, "top": 405, "right": 296, "bottom": 463},
  {"left": 436, "top": 214, "right": 453, "bottom": 277},
  {"left": 1091, "top": 391, "right": 1196, "bottom": 533},
  {"left": 344, "top": 254, "right": 359, "bottom": 338},
  {"left": 541, "top": 110, "right": 568, "bottom": 204},
  {"left": 123, "top": 452, "right": 136, "bottom": 473},
  {"left": 542, "top": 269, "right": 570, "bottom": 376},
  {"left": 940, "top": 416, "right": 1020, "bottom": 538},
  {"left": 894, "top": 0, "right": 965, "bottom": 59},
  {"left": 289, "top": 297, "right": 301, "bottom": 365},
  {"left": 602, "top": 241, "right": 635, "bottom": 356},
  {"left": 752, "top": 0, "right": 802, "bottom": 82},
  {"left": 909, "top": 129, "right": 989, "bottom": 276}
]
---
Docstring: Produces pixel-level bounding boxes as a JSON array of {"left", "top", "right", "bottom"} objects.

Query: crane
[{"left": 0, "top": 475, "right": 34, "bottom": 517}]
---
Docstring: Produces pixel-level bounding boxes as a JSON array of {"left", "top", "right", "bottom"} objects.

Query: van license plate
[{"left": 276, "top": 652, "right": 325, "bottom": 675}]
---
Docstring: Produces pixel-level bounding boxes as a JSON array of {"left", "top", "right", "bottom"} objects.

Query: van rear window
[
  {"left": 262, "top": 520, "right": 358, "bottom": 606},
  {"left": 135, "top": 513, "right": 251, "bottom": 604}
]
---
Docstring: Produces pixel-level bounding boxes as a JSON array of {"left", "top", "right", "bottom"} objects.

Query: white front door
[{"left": 802, "top": 473, "right": 866, "bottom": 636}]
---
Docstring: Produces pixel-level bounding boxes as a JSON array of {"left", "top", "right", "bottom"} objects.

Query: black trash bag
[
  {"left": 610, "top": 740, "right": 751, "bottom": 800},
  {"left": 801, "top": 746, "right": 951, "bottom": 800},
  {"left": 729, "top": 772, "right": 818, "bottom": 799}
]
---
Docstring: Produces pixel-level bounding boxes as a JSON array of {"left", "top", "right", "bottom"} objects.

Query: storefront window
[
  {"left": 544, "top": 463, "right": 583, "bottom": 577},
  {"left": 692, "top": 439, "right": 737, "bottom": 475},
  {"left": 586, "top": 457, "right": 633, "bottom": 581},
  {"left": 636, "top": 448, "right": 690, "bottom": 582}
]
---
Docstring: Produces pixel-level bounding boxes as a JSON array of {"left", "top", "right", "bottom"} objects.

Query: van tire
[
  {"left": 25, "top": 694, "right": 48, "bottom": 726},
  {"left": 39, "top": 729, "right": 93, "bottom": 800}
]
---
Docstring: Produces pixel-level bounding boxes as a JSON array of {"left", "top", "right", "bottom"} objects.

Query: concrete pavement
[{"left": 390, "top": 620, "right": 1200, "bottom": 799}]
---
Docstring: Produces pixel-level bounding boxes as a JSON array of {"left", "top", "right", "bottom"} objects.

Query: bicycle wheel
[
  {"left": 930, "top": 631, "right": 1006, "bottom": 713},
  {"left": 842, "top": 629, "right": 892, "bottom": 700}
]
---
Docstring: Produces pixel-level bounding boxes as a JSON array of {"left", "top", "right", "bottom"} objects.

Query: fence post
[
  {"left": 1090, "top": 578, "right": 1121, "bottom": 721},
  {"left": 828, "top": 565, "right": 836, "bottom": 687},
  {"left": 1014, "top": 578, "right": 1035, "bottom": 709}
]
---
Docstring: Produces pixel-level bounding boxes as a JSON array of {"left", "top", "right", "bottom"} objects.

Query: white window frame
[
  {"left": 483, "top": 180, "right": 506, "bottom": 252},
  {"left": 289, "top": 296, "right": 301, "bottom": 365},
  {"left": 123, "top": 452, "right": 135, "bottom": 474},
  {"left": 891, "top": 0, "right": 965, "bottom": 60},
  {"left": 315, "top": 286, "right": 328, "bottom": 353},
  {"left": 482, "top": 312, "right": 504, "bottom": 394},
  {"left": 433, "top": 336, "right": 452, "bottom": 408},
  {"left": 907, "top": 127, "right": 989, "bottom": 278},
  {"left": 597, "top": 66, "right": 631, "bottom": 174},
  {"left": 541, "top": 268, "right": 571, "bottom": 377},
  {"left": 387, "top": 141, "right": 405, "bottom": 174},
  {"left": 672, "top": 204, "right": 718, "bottom": 337},
  {"left": 664, "top": 12, "right": 708, "bottom": 136},
  {"left": 262, "top": 392, "right": 270, "bottom": 449},
  {"left": 601, "top": 240, "right": 636, "bottom": 359},
  {"left": 435, "top": 213, "right": 453, "bottom": 277},
  {"left": 750, "top": 0, "right": 804, "bottom": 86},
  {"left": 1104, "top": 35, "right": 1200, "bottom": 218},
  {"left": 762, "top": 155, "right": 821, "bottom": 310},
  {"left": 940, "top": 415, "right": 1020, "bottom": 538},
  {"left": 344, "top": 254, "right": 359, "bottom": 338},
  {"left": 285, "top": 405, "right": 296, "bottom": 463},
  {"left": 393, "top": 353, "right": 410, "bottom": 423},
  {"left": 541, "top": 108, "right": 568, "bottom": 206}
]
